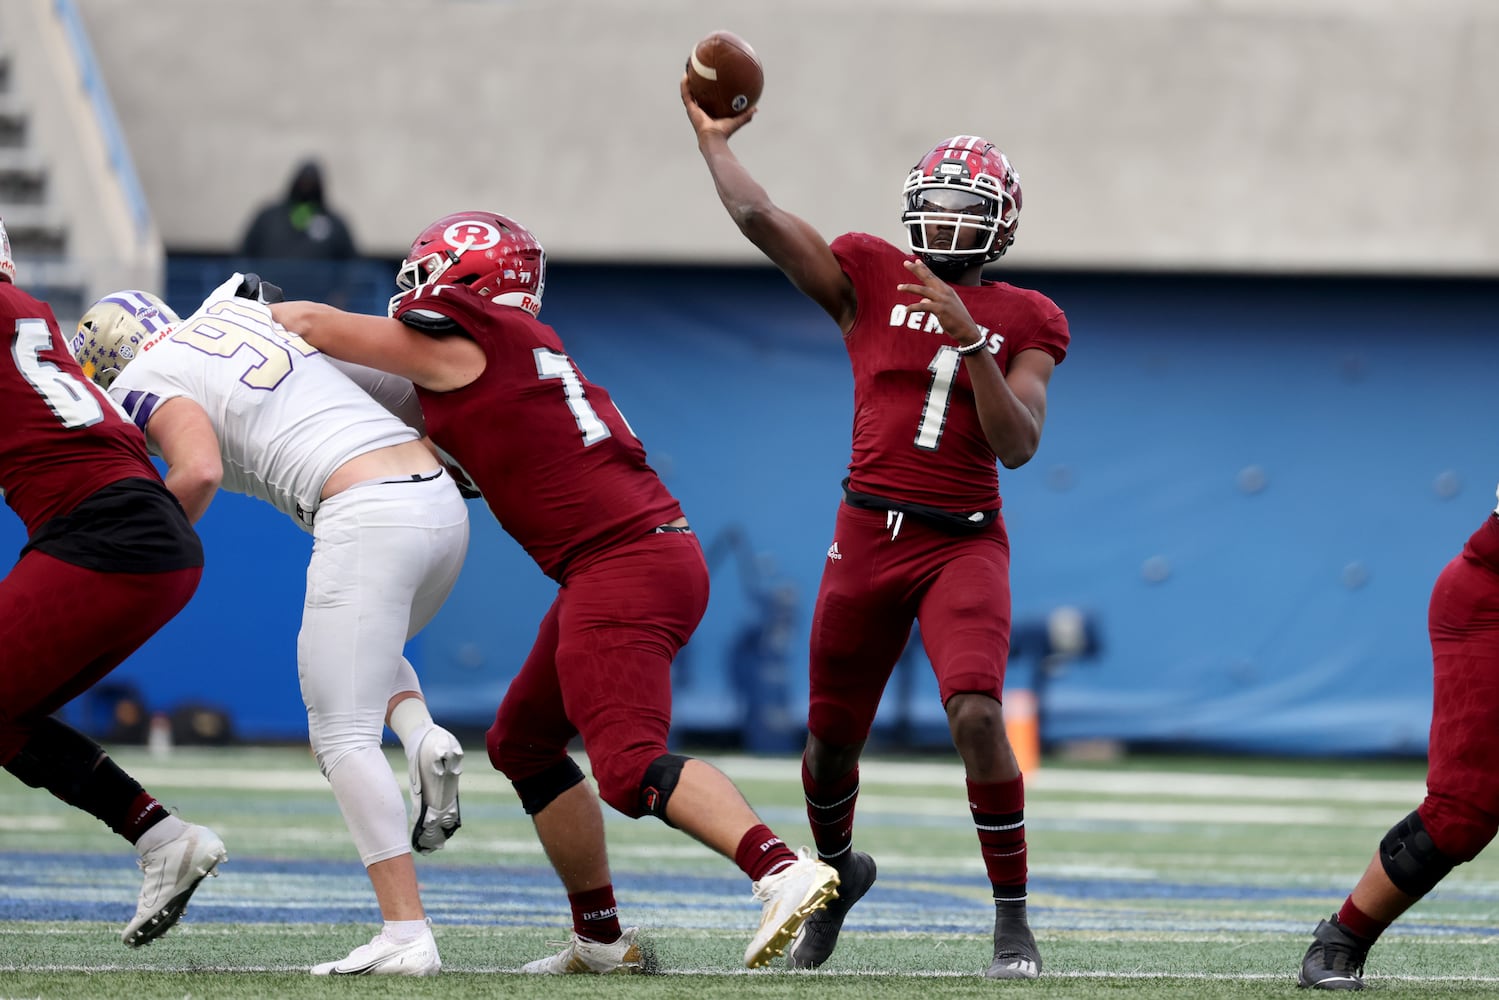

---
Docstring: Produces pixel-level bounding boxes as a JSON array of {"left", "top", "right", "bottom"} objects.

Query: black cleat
[
  {"left": 986, "top": 900, "right": 1041, "bottom": 979},
  {"left": 1298, "top": 918, "right": 1369, "bottom": 990},
  {"left": 786, "top": 851, "right": 877, "bottom": 969}
]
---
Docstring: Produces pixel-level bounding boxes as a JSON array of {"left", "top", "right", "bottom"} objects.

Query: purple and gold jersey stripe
[{"left": 118, "top": 388, "right": 162, "bottom": 432}]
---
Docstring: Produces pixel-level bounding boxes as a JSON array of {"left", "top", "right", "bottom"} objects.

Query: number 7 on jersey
[{"left": 534, "top": 347, "right": 638, "bottom": 447}]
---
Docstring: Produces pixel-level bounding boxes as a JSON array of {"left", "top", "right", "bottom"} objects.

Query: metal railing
[{"left": 51, "top": 0, "right": 151, "bottom": 245}]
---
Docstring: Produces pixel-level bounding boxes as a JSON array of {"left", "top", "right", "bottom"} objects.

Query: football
[{"left": 686, "top": 30, "right": 763, "bottom": 119}]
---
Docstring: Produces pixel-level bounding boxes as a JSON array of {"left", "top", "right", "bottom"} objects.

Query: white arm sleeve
[{"left": 324, "top": 357, "right": 426, "bottom": 434}]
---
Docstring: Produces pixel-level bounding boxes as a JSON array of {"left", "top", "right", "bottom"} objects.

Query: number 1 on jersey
[{"left": 915, "top": 345, "right": 961, "bottom": 450}]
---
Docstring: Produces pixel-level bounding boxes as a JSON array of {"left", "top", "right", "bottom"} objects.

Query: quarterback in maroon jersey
[
  {"left": 1299, "top": 494, "right": 1499, "bottom": 990},
  {"left": 685, "top": 79, "right": 1068, "bottom": 976},
  {"left": 272, "top": 211, "right": 839, "bottom": 973},
  {"left": 0, "top": 217, "right": 224, "bottom": 946}
]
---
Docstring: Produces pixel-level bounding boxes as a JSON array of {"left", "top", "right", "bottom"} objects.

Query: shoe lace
[
  {"left": 133, "top": 849, "right": 168, "bottom": 905},
  {"left": 753, "top": 848, "right": 817, "bottom": 902},
  {"left": 1320, "top": 936, "right": 1367, "bottom": 974},
  {"left": 993, "top": 938, "right": 1037, "bottom": 963},
  {"left": 136, "top": 839, "right": 170, "bottom": 872}
]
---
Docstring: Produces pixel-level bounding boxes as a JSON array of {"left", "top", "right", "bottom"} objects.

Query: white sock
[
  {"left": 388, "top": 697, "right": 434, "bottom": 755},
  {"left": 383, "top": 917, "right": 429, "bottom": 943},
  {"left": 134, "top": 814, "right": 188, "bottom": 854}
]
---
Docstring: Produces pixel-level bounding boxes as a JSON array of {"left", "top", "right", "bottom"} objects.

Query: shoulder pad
[
  {"left": 394, "top": 283, "right": 494, "bottom": 333},
  {"left": 398, "top": 307, "right": 459, "bottom": 334}
]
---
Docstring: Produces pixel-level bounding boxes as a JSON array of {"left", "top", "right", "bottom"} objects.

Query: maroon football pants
[
  {"left": 807, "top": 502, "right": 1012, "bottom": 746},
  {"left": 486, "top": 530, "right": 709, "bottom": 817},
  {"left": 1419, "top": 513, "right": 1499, "bottom": 862},
  {"left": 0, "top": 549, "right": 201, "bottom": 763}
]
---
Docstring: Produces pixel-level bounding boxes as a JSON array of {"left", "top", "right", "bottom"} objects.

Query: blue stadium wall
[{"left": 21, "top": 261, "right": 1498, "bottom": 756}]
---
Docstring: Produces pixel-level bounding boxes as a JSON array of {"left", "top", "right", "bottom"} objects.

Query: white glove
[
  {"left": 207, "top": 272, "right": 285, "bottom": 305},
  {"left": 207, "top": 271, "right": 249, "bottom": 303}
]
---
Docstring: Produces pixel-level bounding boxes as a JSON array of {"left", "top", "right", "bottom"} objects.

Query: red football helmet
[
  {"left": 901, "top": 136, "right": 1022, "bottom": 267},
  {"left": 0, "top": 215, "right": 14, "bottom": 283},
  {"left": 389, "top": 211, "right": 547, "bottom": 318}
]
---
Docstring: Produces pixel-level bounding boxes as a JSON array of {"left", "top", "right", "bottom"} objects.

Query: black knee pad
[
  {"left": 510, "top": 757, "right": 586, "bottom": 816},
  {"left": 1380, "top": 810, "right": 1456, "bottom": 898},
  {"left": 639, "top": 753, "right": 691, "bottom": 826}
]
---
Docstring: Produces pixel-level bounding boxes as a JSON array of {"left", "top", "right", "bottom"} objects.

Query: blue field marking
[
  {"left": 6, "top": 849, "right": 1498, "bottom": 942},
  {"left": 2, "top": 851, "right": 980, "bottom": 930}
]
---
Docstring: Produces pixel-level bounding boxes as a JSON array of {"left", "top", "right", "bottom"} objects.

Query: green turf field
[{"left": 2, "top": 746, "right": 1496, "bottom": 998}]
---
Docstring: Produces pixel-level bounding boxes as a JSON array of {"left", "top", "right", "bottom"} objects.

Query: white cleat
[
  {"left": 122, "top": 823, "right": 226, "bottom": 947},
  {"left": 745, "top": 847, "right": 840, "bottom": 968},
  {"left": 311, "top": 921, "right": 441, "bottom": 976},
  {"left": 408, "top": 725, "right": 463, "bottom": 853},
  {"left": 521, "top": 927, "right": 643, "bottom": 974}
]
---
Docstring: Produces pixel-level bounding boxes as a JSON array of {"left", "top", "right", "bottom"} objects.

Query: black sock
[{"left": 5, "top": 716, "right": 167, "bottom": 842}]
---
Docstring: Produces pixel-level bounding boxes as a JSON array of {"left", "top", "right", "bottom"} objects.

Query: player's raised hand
[
  {"left": 680, "top": 74, "right": 755, "bottom": 140},
  {"left": 898, "top": 257, "right": 986, "bottom": 353}
]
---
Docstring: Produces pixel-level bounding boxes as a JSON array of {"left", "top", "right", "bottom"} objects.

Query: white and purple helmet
[{"left": 72, "top": 290, "right": 181, "bottom": 389}]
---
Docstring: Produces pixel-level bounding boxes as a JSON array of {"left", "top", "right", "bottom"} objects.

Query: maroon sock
[
  {"left": 735, "top": 824, "right": 798, "bottom": 882},
  {"left": 569, "top": 885, "right": 621, "bottom": 944},
  {"left": 968, "top": 775, "right": 1026, "bottom": 900},
  {"left": 1334, "top": 899, "right": 1388, "bottom": 943},
  {"left": 120, "top": 791, "right": 169, "bottom": 844},
  {"left": 803, "top": 757, "right": 860, "bottom": 866}
]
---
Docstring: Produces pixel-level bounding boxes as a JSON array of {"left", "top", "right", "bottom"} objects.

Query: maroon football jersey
[
  {"left": 832, "top": 233, "right": 1070, "bottom": 512},
  {"left": 399, "top": 284, "right": 683, "bottom": 580},
  {"left": 0, "top": 283, "right": 158, "bottom": 534}
]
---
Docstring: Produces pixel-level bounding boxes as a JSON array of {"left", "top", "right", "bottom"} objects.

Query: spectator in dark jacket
[{"left": 240, "top": 160, "right": 356, "bottom": 261}]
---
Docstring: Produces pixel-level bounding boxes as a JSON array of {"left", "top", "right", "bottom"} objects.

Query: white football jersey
[{"left": 109, "top": 292, "right": 417, "bottom": 530}]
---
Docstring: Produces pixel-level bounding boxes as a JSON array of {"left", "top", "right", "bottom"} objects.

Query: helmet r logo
[
  {"left": 393, "top": 210, "right": 547, "bottom": 318},
  {"left": 442, "top": 221, "right": 502, "bottom": 252}
]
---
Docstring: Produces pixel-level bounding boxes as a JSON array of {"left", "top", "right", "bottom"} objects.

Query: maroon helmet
[
  {"left": 901, "top": 136, "right": 1022, "bottom": 267},
  {"left": 390, "top": 210, "right": 547, "bottom": 317},
  {"left": 0, "top": 215, "right": 14, "bottom": 283}
]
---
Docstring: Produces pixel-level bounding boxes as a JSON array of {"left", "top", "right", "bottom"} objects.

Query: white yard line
[
  {"left": 0, "top": 961, "right": 1495, "bottom": 982},
  {"left": 710, "top": 756, "right": 1425, "bottom": 803},
  {"left": 117, "top": 753, "right": 1423, "bottom": 808}
]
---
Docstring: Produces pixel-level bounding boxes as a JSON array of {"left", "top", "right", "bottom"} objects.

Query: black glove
[{"left": 234, "top": 272, "right": 285, "bottom": 305}]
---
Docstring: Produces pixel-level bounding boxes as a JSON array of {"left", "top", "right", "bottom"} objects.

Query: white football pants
[{"left": 297, "top": 473, "right": 469, "bottom": 865}]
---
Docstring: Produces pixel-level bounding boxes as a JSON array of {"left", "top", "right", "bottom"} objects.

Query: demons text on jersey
[{"left": 888, "top": 303, "right": 1003, "bottom": 355}]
